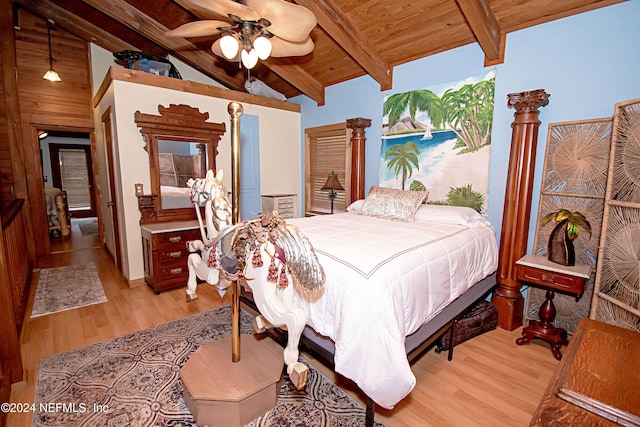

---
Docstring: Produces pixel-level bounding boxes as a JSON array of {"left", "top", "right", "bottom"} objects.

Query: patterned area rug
[
  {"left": 31, "top": 263, "right": 107, "bottom": 318},
  {"left": 33, "top": 306, "right": 385, "bottom": 427}
]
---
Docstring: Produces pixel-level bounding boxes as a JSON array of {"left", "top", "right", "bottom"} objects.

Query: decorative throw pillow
[{"left": 358, "top": 186, "right": 428, "bottom": 222}]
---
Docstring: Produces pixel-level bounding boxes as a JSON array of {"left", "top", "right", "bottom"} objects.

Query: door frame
[
  {"left": 101, "top": 107, "right": 123, "bottom": 271},
  {"left": 26, "top": 124, "right": 102, "bottom": 256}
]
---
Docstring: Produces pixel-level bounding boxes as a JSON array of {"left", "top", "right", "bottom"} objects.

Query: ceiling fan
[{"left": 167, "top": 0, "right": 317, "bottom": 69}]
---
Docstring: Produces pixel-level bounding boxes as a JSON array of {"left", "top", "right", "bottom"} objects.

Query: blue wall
[{"left": 293, "top": 1, "right": 640, "bottom": 249}]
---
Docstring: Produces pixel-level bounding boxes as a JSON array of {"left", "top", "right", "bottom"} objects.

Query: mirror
[
  {"left": 157, "top": 139, "right": 207, "bottom": 210},
  {"left": 135, "top": 104, "right": 226, "bottom": 224}
]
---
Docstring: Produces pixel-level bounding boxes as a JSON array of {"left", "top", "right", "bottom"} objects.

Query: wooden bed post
[
  {"left": 346, "top": 117, "right": 371, "bottom": 202},
  {"left": 493, "top": 89, "right": 549, "bottom": 331}
]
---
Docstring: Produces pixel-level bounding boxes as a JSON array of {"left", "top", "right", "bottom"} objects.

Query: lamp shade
[
  {"left": 43, "top": 68, "right": 61, "bottom": 82},
  {"left": 220, "top": 34, "right": 239, "bottom": 59},
  {"left": 254, "top": 36, "right": 272, "bottom": 60},
  {"left": 241, "top": 48, "right": 259, "bottom": 69},
  {"left": 321, "top": 172, "right": 344, "bottom": 191}
]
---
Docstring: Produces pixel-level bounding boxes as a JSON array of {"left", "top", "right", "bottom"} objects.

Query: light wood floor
[{"left": 8, "top": 224, "right": 560, "bottom": 427}]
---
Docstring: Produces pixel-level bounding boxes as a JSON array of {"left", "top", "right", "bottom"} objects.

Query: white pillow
[
  {"left": 346, "top": 199, "right": 365, "bottom": 212},
  {"left": 414, "top": 204, "right": 490, "bottom": 228}
]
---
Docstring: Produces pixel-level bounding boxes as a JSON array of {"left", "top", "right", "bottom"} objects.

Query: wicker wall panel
[
  {"left": 525, "top": 118, "right": 612, "bottom": 334},
  {"left": 591, "top": 99, "right": 640, "bottom": 332}
]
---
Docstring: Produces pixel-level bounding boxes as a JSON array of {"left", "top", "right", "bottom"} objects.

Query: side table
[{"left": 515, "top": 254, "right": 591, "bottom": 360}]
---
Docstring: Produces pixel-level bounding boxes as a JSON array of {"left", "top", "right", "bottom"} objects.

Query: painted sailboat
[{"left": 420, "top": 127, "right": 433, "bottom": 140}]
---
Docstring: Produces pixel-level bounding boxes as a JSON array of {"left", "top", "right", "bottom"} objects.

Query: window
[{"left": 305, "top": 123, "right": 352, "bottom": 214}]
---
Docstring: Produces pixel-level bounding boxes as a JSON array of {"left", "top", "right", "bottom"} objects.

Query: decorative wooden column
[
  {"left": 492, "top": 89, "right": 550, "bottom": 331},
  {"left": 346, "top": 117, "right": 371, "bottom": 202}
]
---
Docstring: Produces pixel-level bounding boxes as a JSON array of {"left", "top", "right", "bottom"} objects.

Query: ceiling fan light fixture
[
  {"left": 253, "top": 35, "right": 272, "bottom": 60},
  {"left": 220, "top": 34, "right": 239, "bottom": 59},
  {"left": 241, "top": 48, "right": 259, "bottom": 69}
]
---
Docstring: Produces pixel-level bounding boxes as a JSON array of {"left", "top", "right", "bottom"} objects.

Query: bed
[{"left": 243, "top": 187, "right": 498, "bottom": 425}]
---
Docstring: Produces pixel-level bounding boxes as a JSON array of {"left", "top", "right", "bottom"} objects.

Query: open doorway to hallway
[{"left": 40, "top": 130, "right": 100, "bottom": 253}]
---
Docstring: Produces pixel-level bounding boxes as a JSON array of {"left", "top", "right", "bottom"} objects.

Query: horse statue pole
[{"left": 228, "top": 101, "right": 243, "bottom": 363}]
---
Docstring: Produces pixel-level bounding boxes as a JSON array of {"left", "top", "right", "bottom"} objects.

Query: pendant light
[{"left": 43, "top": 19, "right": 62, "bottom": 82}]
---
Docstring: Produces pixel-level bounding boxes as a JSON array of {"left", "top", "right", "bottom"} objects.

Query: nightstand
[
  {"left": 515, "top": 254, "right": 591, "bottom": 360},
  {"left": 261, "top": 194, "right": 297, "bottom": 219}
]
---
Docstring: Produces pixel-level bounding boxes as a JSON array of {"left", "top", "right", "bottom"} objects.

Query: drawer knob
[
  {"left": 170, "top": 251, "right": 182, "bottom": 258},
  {"left": 541, "top": 273, "right": 555, "bottom": 283},
  {"left": 170, "top": 267, "right": 182, "bottom": 275},
  {"left": 169, "top": 236, "right": 182, "bottom": 243}
]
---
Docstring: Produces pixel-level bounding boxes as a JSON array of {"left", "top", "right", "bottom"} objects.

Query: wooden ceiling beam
[
  {"left": 14, "top": 0, "right": 139, "bottom": 55},
  {"left": 75, "top": 0, "right": 247, "bottom": 91},
  {"left": 265, "top": 58, "right": 325, "bottom": 106},
  {"left": 455, "top": 0, "right": 505, "bottom": 65},
  {"left": 295, "top": 0, "right": 392, "bottom": 91}
]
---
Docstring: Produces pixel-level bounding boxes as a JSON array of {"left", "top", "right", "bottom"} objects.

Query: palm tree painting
[
  {"left": 384, "top": 141, "right": 420, "bottom": 189},
  {"left": 380, "top": 70, "right": 495, "bottom": 213}
]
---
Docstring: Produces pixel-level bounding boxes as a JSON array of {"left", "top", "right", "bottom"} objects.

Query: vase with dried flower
[{"left": 543, "top": 209, "right": 592, "bottom": 266}]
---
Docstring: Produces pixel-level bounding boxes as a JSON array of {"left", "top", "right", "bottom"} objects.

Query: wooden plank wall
[
  {"left": 0, "top": 2, "right": 17, "bottom": 207},
  {"left": 12, "top": 8, "right": 95, "bottom": 256}
]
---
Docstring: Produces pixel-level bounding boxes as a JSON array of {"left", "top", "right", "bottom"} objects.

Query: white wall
[
  {"left": 93, "top": 75, "right": 301, "bottom": 281},
  {"left": 89, "top": 44, "right": 226, "bottom": 94}
]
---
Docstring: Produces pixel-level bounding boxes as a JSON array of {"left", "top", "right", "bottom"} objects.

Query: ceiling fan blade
[
  {"left": 246, "top": 0, "right": 316, "bottom": 43},
  {"left": 166, "top": 20, "right": 230, "bottom": 38},
  {"left": 270, "top": 37, "right": 314, "bottom": 57},
  {"left": 180, "top": 0, "right": 260, "bottom": 21}
]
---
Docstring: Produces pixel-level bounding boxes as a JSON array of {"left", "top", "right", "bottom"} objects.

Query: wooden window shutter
[
  {"left": 58, "top": 148, "right": 91, "bottom": 210},
  {"left": 305, "top": 123, "right": 352, "bottom": 214}
]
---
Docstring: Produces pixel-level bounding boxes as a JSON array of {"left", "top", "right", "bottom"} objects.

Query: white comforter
[{"left": 287, "top": 211, "right": 498, "bottom": 409}]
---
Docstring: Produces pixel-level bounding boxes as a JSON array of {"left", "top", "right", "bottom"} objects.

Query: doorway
[{"left": 40, "top": 130, "right": 100, "bottom": 253}]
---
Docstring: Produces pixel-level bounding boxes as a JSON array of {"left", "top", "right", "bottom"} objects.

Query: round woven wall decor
[
  {"left": 544, "top": 120, "right": 612, "bottom": 196},
  {"left": 526, "top": 118, "right": 612, "bottom": 333},
  {"left": 599, "top": 206, "right": 640, "bottom": 314},
  {"left": 612, "top": 102, "right": 640, "bottom": 203}
]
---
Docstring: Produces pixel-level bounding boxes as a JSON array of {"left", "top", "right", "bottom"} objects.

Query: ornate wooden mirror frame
[{"left": 135, "top": 104, "right": 226, "bottom": 224}]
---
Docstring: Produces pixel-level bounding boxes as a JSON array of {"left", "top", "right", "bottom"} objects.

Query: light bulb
[
  {"left": 241, "top": 48, "right": 259, "bottom": 69},
  {"left": 220, "top": 34, "right": 239, "bottom": 59},
  {"left": 43, "top": 68, "right": 62, "bottom": 82},
  {"left": 253, "top": 36, "right": 272, "bottom": 60}
]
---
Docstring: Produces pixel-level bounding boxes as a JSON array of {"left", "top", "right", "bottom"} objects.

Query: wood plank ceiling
[{"left": 15, "top": 0, "right": 624, "bottom": 106}]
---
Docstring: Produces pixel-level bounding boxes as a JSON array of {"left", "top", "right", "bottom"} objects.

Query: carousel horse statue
[{"left": 185, "top": 169, "right": 325, "bottom": 389}]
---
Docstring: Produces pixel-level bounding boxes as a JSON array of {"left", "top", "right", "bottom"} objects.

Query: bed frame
[
  {"left": 244, "top": 93, "right": 547, "bottom": 425},
  {"left": 242, "top": 272, "right": 496, "bottom": 426}
]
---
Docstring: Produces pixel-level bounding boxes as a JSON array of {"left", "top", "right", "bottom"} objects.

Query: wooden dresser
[
  {"left": 531, "top": 318, "right": 640, "bottom": 426},
  {"left": 140, "top": 221, "right": 202, "bottom": 293}
]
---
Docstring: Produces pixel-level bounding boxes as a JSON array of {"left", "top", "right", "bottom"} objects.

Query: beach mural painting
[{"left": 380, "top": 69, "right": 496, "bottom": 214}]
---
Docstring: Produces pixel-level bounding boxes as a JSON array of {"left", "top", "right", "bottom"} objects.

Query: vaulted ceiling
[{"left": 15, "top": 0, "right": 623, "bottom": 106}]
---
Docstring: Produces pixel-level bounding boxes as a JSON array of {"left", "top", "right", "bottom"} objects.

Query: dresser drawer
[
  {"left": 156, "top": 262, "right": 189, "bottom": 281},
  {"left": 155, "top": 228, "right": 201, "bottom": 249},
  {"left": 517, "top": 264, "right": 585, "bottom": 295},
  {"left": 276, "top": 199, "right": 294, "bottom": 209},
  {"left": 157, "top": 247, "right": 189, "bottom": 262}
]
